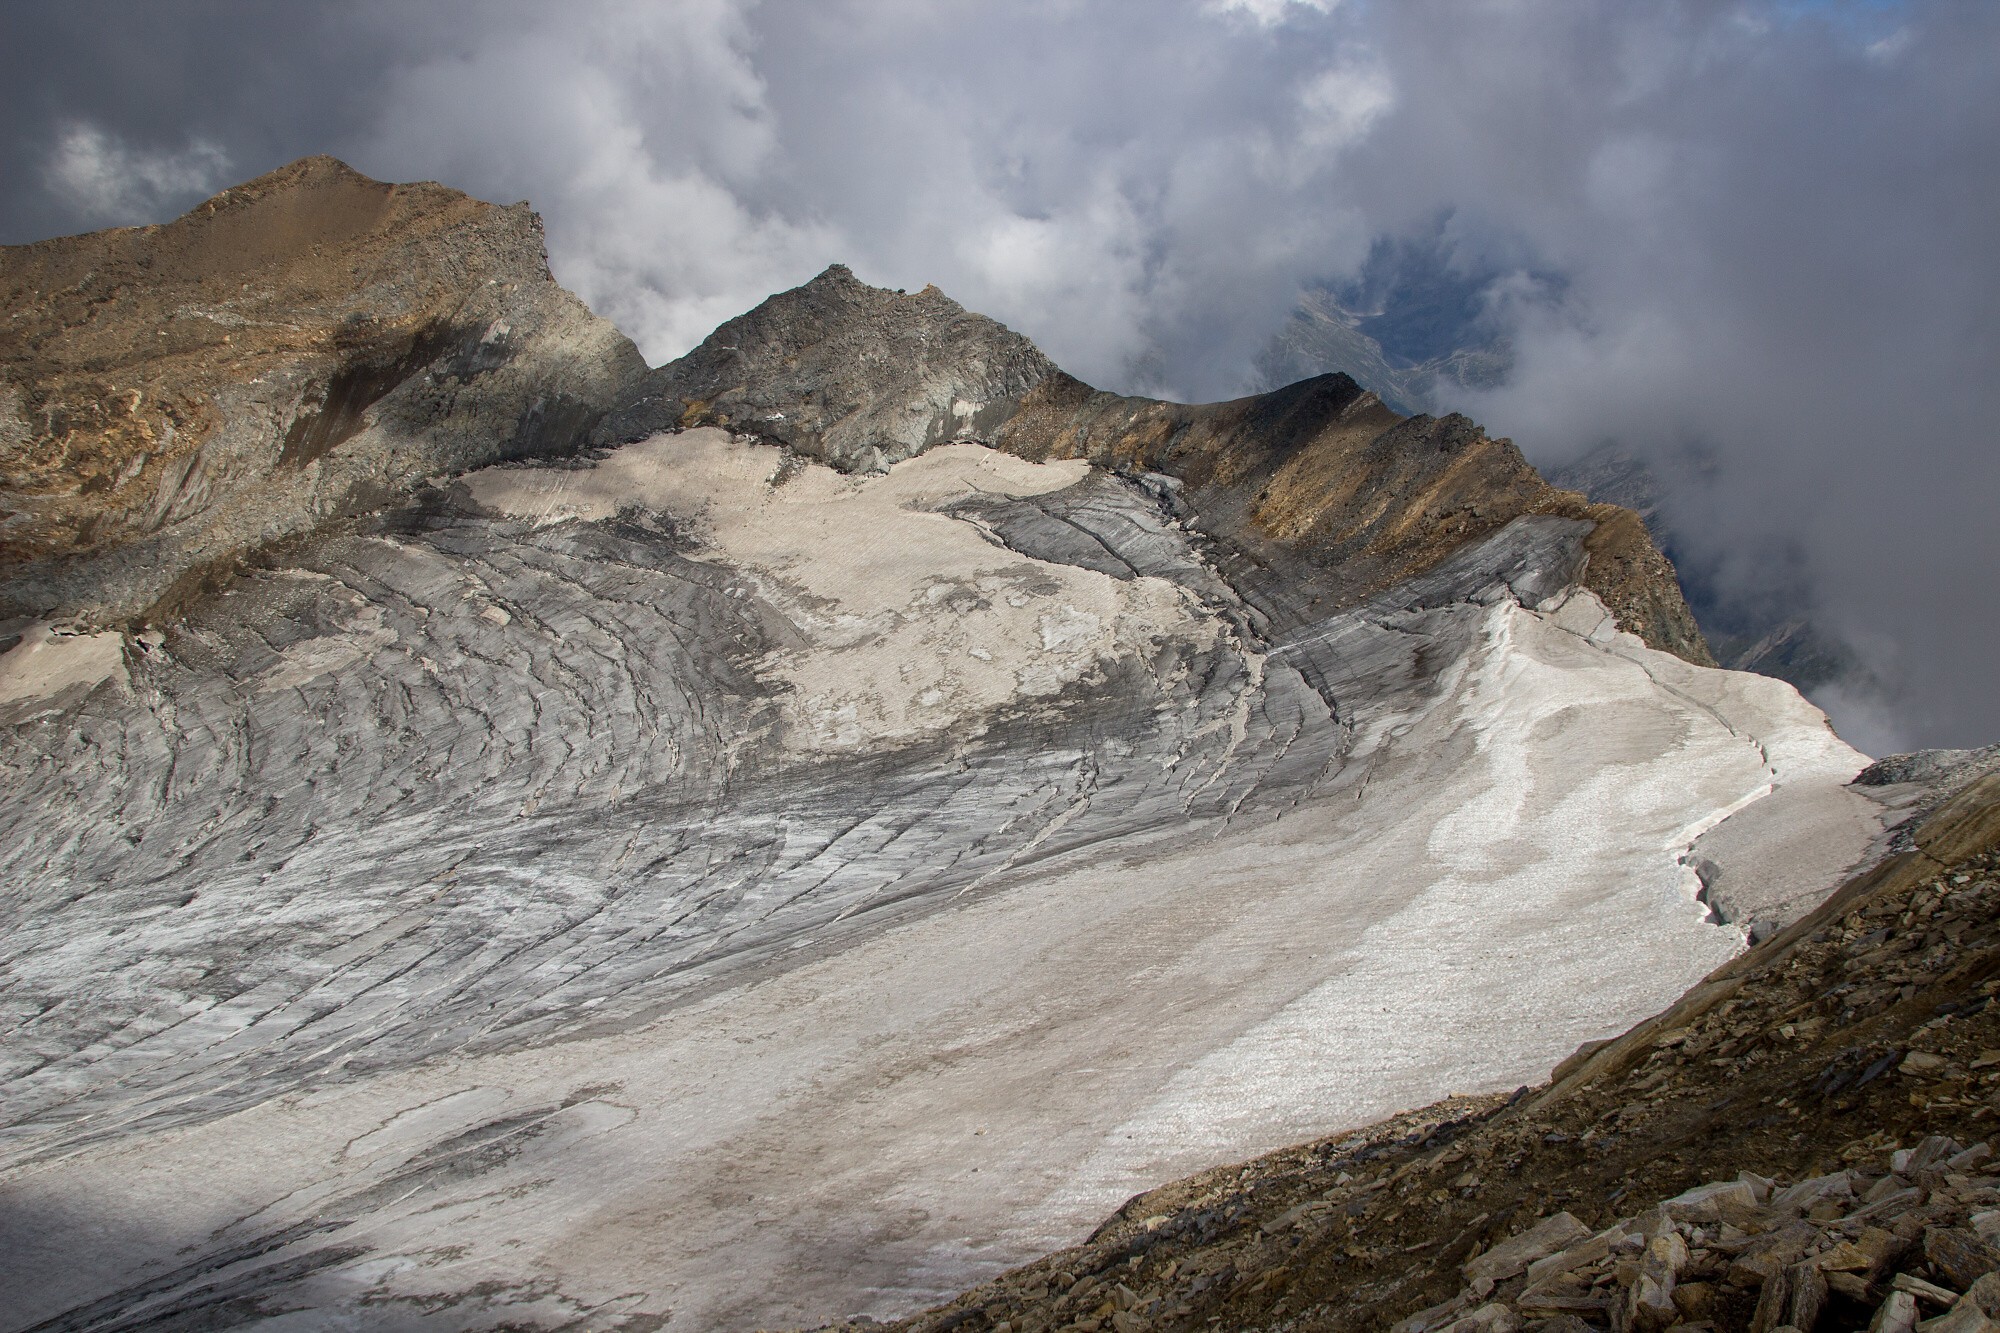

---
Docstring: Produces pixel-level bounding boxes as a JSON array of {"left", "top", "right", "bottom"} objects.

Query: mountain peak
[
  {"left": 598, "top": 263, "right": 1060, "bottom": 473},
  {"left": 599, "top": 265, "right": 1708, "bottom": 659},
  {"left": 0, "top": 157, "right": 643, "bottom": 622},
  {"left": 219, "top": 152, "right": 381, "bottom": 197}
]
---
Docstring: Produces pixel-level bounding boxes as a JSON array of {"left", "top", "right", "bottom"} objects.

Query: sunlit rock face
[
  {"left": 0, "top": 155, "right": 645, "bottom": 625},
  {"left": 0, "top": 165, "right": 1888, "bottom": 1332}
]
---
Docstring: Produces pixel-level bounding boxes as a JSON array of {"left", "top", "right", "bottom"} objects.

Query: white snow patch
[{"left": 0, "top": 623, "right": 127, "bottom": 720}]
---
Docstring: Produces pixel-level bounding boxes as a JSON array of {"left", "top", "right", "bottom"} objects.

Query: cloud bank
[{"left": 1, "top": 0, "right": 1994, "bottom": 751}]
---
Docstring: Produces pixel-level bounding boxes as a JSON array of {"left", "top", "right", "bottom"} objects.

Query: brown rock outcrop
[
  {"left": 993, "top": 372, "right": 1712, "bottom": 660},
  {"left": 0, "top": 155, "right": 644, "bottom": 623}
]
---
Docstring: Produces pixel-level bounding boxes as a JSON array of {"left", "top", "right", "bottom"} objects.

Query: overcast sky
[{"left": 2, "top": 0, "right": 1995, "bottom": 753}]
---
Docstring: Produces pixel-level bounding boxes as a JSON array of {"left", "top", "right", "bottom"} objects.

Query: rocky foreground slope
[{"left": 0, "top": 162, "right": 1914, "bottom": 1332}]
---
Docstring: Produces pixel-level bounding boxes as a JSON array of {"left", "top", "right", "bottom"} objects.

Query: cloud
[
  {"left": 289, "top": 0, "right": 1393, "bottom": 397},
  {"left": 1298, "top": 54, "right": 1395, "bottom": 151},
  {"left": 1391, "top": 3, "right": 2000, "bottom": 751},
  {"left": 2, "top": 0, "right": 1997, "bottom": 750},
  {"left": 348, "top": 0, "right": 837, "bottom": 363},
  {"left": 42, "top": 122, "right": 230, "bottom": 227},
  {"left": 1204, "top": 0, "right": 1338, "bottom": 26}
]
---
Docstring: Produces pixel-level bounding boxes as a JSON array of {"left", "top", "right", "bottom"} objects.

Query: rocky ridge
[
  {"left": 599, "top": 264, "right": 1711, "bottom": 666},
  {"left": 849, "top": 774, "right": 2000, "bottom": 1333}
]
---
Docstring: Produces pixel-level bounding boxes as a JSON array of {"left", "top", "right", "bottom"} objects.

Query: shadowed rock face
[
  {"left": 0, "top": 165, "right": 1875, "bottom": 1332},
  {"left": 0, "top": 155, "right": 645, "bottom": 624},
  {"left": 601, "top": 264, "right": 1712, "bottom": 666}
]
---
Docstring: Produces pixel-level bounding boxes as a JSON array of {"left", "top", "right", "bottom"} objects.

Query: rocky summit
[
  {"left": 0, "top": 155, "right": 644, "bottom": 625},
  {"left": 0, "top": 161, "right": 1961, "bottom": 1333}
]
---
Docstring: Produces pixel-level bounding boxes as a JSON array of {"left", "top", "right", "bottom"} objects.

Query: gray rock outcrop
[
  {"left": 1855, "top": 745, "right": 2000, "bottom": 794},
  {"left": 599, "top": 263, "right": 1056, "bottom": 472}
]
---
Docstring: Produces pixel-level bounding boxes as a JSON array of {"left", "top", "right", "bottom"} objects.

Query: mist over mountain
[
  {"left": 1256, "top": 213, "right": 1536, "bottom": 412},
  {"left": 1538, "top": 443, "right": 1891, "bottom": 710},
  {"left": 1252, "top": 217, "right": 1521, "bottom": 418},
  {"left": 1248, "top": 235, "right": 1895, "bottom": 739},
  {"left": 3, "top": 4, "right": 1999, "bottom": 1330}
]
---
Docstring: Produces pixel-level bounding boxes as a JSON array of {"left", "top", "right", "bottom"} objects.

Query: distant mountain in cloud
[
  {"left": 1538, "top": 443, "right": 1889, "bottom": 707},
  {"left": 1253, "top": 216, "right": 1526, "bottom": 415},
  {"left": 1251, "top": 235, "right": 1893, "bottom": 738},
  {"left": 1254, "top": 283, "right": 1510, "bottom": 416}
]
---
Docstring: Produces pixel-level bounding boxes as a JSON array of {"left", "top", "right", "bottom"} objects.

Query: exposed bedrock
[
  {"left": 596, "top": 265, "right": 1058, "bottom": 474},
  {"left": 599, "top": 263, "right": 1712, "bottom": 665}
]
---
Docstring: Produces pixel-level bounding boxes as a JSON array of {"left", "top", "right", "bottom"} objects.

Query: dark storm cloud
[{"left": 1, "top": 0, "right": 1995, "bottom": 751}]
